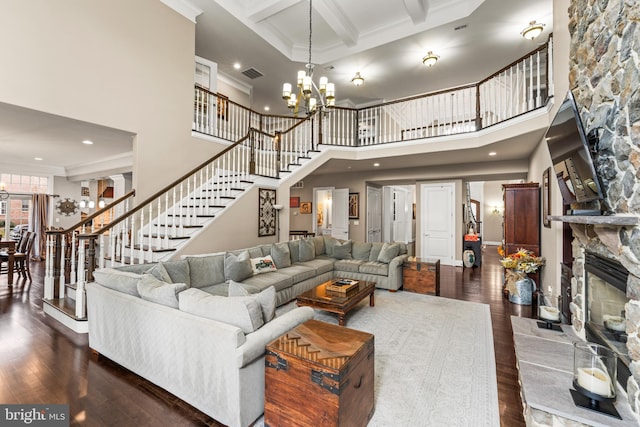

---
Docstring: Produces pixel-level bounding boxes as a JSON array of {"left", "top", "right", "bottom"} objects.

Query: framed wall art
[
  {"left": 290, "top": 196, "right": 300, "bottom": 208},
  {"left": 300, "top": 202, "right": 312, "bottom": 214},
  {"left": 349, "top": 193, "right": 359, "bottom": 219},
  {"left": 258, "top": 188, "right": 276, "bottom": 237}
]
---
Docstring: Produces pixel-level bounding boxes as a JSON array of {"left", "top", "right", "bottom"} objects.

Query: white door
[
  {"left": 420, "top": 183, "right": 455, "bottom": 265},
  {"left": 331, "top": 188, "right": 349, "bottom": 240},
  {"left": 392, "top": 187, "right": 412, "bottom": 243},
  {"left": 367, "top": 186, "right": 382, "bottom": 242}
]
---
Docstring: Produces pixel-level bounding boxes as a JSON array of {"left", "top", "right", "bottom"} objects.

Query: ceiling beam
[
  {"left": 314, "top": 0, "right": 358, "bottom": 48},
  {"left": 247, "top": 0, "right": 300, "bottom": 23},
  {"left": 402, "top": 0, "right": 428, "bottom": 24}
]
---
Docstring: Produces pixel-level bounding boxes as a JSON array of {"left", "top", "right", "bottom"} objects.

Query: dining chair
[{"left": 1, "top": 231, "right": 35, "bottom": 282}]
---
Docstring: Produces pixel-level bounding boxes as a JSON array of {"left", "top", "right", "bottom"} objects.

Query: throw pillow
[
  {"left": 161, "top": 259, "right": 191, "bottom": 287},
  {"left": 333, "top": 240, "right": 352, "bottom": 260},
  {"left": 228, "top": 282, "right": 276, "bottom": 322},
  {"left": 352, "top": 242, "right": 372, "bottom": 260},
  {"left": 313, "top": 235, "right": 325, "bottom": 255},
  {"left": 288, "top": 240, "right": 301, "bottom": 263},
  {"left": 137, "top": 274, "right": 187, "bottom": 308},
  {"left": 146, "top": 263, "right": 172, "bottom": 283},
  {"left": 323, "top": 236, "right": 338, "bottom": 257},
  {"left": 224, "top": 251, "right": 253, "bottom": 282},
  {"left": 179, "top": 288, "right": 264, "bottom": 334},
  {"left": 299, "top": 238, "right": 316, "bottom": 262},
  {"left": 369, "top": 242, "right": 384, "bottom": 262},
  {"left": 250, "top": 255, "right": 277, "bottom": 275},
  {"left": 377, "top": 242, "right": 400, "bottom": 264},
  {"left": 271, "top": 242, "right": 292, "bottom": 268},
  {"left": 92, "top": 268, "right": 141, "bottom": 297}
]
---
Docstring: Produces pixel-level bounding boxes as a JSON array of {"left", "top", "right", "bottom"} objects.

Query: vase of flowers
[{"left": 498, "top": 247, "right": 545, "bottom": 305}]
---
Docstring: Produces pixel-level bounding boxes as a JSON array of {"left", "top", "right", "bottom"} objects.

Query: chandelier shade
[
  {"left": 351, "top": 72, "right": 364, "bottom": 86},
  {"left": 281, "top": 0, "right": 335, "bottom": 116},
  {"left": 422, "top": 51, "right": 439, "bottom": 67}
]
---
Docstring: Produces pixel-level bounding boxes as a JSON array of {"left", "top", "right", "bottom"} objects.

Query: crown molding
[{"left": 159, "top": 0, "right": 203, "bottom": 23}]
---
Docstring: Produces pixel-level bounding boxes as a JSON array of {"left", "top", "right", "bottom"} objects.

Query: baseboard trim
[{"left": 43, "top": 304, "right": 88, "bottom": 334}]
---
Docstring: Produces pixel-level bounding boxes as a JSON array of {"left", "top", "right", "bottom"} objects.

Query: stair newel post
[
  {"left": 55, "top": 233, "right": 65, "bottom": 298},
  {"left": 99, "top": 234, "right": 105, "bottom": 270},
  {"left": 172, "top": 187, "right": 178, "bottom": 238},
  {"left": 249, "top": 131, "right": 256, "bottom": 175},
  {"left": 147, "top": 203, "right": 153, "bottom": 262},
  {"left": 275, "top": 131, "right": 281, "bottom": 179},
  {"left": 44, "top": 233, "right": 55, "bottom": 300},
  {"left": 164, "top": 192, "right": 170, "bottom": 245},
  {"left": 156, "top": 197, "right": 162, "bottom": 250}
]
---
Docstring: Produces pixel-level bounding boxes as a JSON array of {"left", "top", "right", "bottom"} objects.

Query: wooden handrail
[
  {"left": 45, "top": 190, "right": 136, "bottom": 235},
  {"left": 477, "top": 37, "right": 550, "bottom": 86}
]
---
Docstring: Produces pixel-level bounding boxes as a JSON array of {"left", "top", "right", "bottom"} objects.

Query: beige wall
[
  {"left": 52, "top": 177, "right": 82, "bottom": 229},
  {"left": 0, "top": 0, "right": 224, "bottom": 201},
  {"left": 482, "top": 181, "right": 504, "bottom": 244},
  {"left": 525, "top": 0, "right": 571, "bottom": 302}
]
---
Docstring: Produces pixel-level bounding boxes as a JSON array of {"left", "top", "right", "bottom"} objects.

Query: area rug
[{"left": 257, "top": 290, "right": 500, "bottom": 426}]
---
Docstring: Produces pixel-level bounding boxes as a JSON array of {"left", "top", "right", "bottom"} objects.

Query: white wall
[{"left": 0, "top": 0, "right": 225, "bottom": 201}]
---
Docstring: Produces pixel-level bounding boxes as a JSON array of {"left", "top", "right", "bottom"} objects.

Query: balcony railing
[{"left": 194, "top": 36, "right": 552, "bottom": 147}]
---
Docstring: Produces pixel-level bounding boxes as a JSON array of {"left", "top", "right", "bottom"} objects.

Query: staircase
[{"left": 42, "top": 124, "right": 322, "bottom": 332}]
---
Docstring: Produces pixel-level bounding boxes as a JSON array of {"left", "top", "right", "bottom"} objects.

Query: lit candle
[
  {"left": 577, "top": 367, "right": 613, "bottom": 397},
  {"left": 539, "top": 306, "right": 560, "bottom": 321},
  {"left": 604, "top": 315, "right": 626, "bottom": 332}
]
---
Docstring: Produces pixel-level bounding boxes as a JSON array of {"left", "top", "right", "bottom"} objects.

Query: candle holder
[
  {"left": 570, "top": 342, "right": 621, "bottom": 419},
  {"left": 536, "top": 305, "right": 562, "bottom": 331}
]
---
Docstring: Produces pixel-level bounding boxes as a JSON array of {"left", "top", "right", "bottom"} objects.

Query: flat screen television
[{"left": 545, "top": 91, "right": 605, "bottom": 209}]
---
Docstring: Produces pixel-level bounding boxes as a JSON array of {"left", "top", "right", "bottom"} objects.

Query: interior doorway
[
  {"left": 312, "top": 187, "right": 349, "bottom": 239},
  {"left": 366, "top": 186, "right": 382, "bottom": 242},
  {"left": 420, "top": 182, "right": 455, "bottom": 265},
  {"left": 382, "top": 185, "right": 415, "bottom": 244}
]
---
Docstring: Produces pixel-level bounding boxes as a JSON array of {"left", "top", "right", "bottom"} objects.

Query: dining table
[{"left": 1, "top": 240, "right": 16, "bottom": 285}]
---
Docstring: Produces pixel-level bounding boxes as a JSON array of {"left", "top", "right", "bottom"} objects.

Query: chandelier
[{"left": 281, "top": 0, "right": 335, "bottom": 116}]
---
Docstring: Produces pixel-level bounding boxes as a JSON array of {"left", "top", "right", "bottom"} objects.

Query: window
[{"left": 21, "top": 200, "right": 29, "bottom": 212}]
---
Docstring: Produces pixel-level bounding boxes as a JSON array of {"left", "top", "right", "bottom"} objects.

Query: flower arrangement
[{"left": 498, "top": 246, "right": 545, "bottom": 273}]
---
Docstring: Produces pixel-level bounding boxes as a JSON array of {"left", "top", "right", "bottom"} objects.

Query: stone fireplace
[{"left": 568, "top": 0, "right": 640, "bottom": 417}]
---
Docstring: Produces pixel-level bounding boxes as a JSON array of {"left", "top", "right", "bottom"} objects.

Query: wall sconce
[
  {"left": 492, "top": 206, "right": 501, "bottom": 215},
  {"left": 521, "top": 21, "right": 545, "bottom": 40},
  {"left": 422, "top": 51, "right": 439, "bottom": 67},
  {"left": 98, "top": 197, "right": 106, "bottom": 209}
]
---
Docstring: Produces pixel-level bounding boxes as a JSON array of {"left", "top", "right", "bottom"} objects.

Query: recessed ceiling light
[
  {"left": 373, "top": 162, "right": 380, "bottom": 167},
  {"left": 34, "top": 157, "right": 43, "bottom": 161},
  {"left": 82, "top": 140, "right": 94, "bottom": 145},
  {"left": 233, "top": 62, "right": 241, "bottom": 70},
  {"left": 264, "top": 106, "right": 270, "bottom": 111},
  {"left": 489, "top": 152, "right": 497, "bottom": 156}
]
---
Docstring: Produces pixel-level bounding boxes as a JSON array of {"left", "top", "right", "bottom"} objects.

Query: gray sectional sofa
[{"left": 85, "top": 236, "right": 408, "bottom": 427}]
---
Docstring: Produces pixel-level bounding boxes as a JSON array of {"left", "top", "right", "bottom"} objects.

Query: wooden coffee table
[{"left": 296, "top": 280, "right": 376, "bottom": 326}]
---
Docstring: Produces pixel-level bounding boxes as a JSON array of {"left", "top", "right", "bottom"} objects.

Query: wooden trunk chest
[
  {"left": 403, "top": 257, "right": 440, "bottom": 295},
  {"left": 264, "top": 319, "right": 375, "bottom": 427}
]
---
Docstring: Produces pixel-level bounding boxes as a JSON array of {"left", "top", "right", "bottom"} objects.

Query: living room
[{"left": 2, "top": 0, "right": 640, "bottom": 426}]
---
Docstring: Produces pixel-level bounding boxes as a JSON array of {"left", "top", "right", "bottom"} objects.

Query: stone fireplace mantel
[{"left": 549, "top": 215, "right": 640, "bottom": 227}]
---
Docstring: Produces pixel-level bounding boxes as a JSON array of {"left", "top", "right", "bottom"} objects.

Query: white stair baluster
[{"left": 58, "top": 233, "right": 66, "bottom": 298}]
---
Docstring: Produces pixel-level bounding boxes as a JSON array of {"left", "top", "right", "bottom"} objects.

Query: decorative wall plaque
[{"left": 259, "top": 188, "right": 276, "bottom": 237}]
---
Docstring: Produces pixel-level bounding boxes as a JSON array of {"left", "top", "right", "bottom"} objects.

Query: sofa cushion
[
  {"left": 137, "top": 274, "right": 187, "bottom": 308},
  {"left": 313, "top": 235, "right": 325, "bottom": 255},
  {"left": 334, "top": 259, "right": 362, "bottom": 273},
  {"left": 250, "top": 255, "right": 277, "bottom": 275},
  {"left": 323, "top": 236, "right": 338, "bottom": 257},
  {"left": 299, "top": 238, "right": 316, "bottom": 262},
  {"left": 296, "top": 257, "right": 335, "bottom": 275},
  {"left": 352, "top": 242, "right": 372, "bottom": 260},
  {"left": 359, "top": 261, "right": 389, "bottom": 276},
  {"left": 242, "top": 271, "right": 294, "bottom": 292},
  {"left": 333, "top": 240, "right": 352, "bottom": 260},
  {"left": 160, "top": 259, "right": 191, "bottom": 286},
  {"left": 259, "top": 244, "right": 272, "bottom": 257},
  {"left": 92, "top": 268, "right": 141, "bottom": 297},
  {"left": 227, "top": 280, "right": 261, "bottom": 295},
  {"left": 247, "top": 246, "right": 264, "bottom": 258},
  {"left": 287, "top": 240, "right": 301, "bottom": 264},
  {"left": 184, "top": 253, "right": 225, "bottom": 288},
  {"left": 276, "top": 264, "right": 316, "bottom": 284},
  {"left": 179, "top": 288, "right": 264, "bottom": 334},
  {"left": 271, "top": 242, "right": 292, "bottom": 268},
  {"left": 198, "top": 283, "right": 228, "bottom": 297},
  {"left": 228, "top": 281, "right": 276, "bottom": 322},
  {"left": 369, "top": 242, "right": 384, "bottom": 262},
  {"left": 377, "top": 242, "right": 400, "bottom": 264},
  {"left": 224, "top": 251, "right": 253, "bottom": 282},
  {"left": 146, "top": 263, "right": 172, "bottom": 283}
]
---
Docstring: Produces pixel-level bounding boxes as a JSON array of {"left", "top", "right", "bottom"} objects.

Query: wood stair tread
[{"left": 43, "top": 297, "right": 86, "bottom": 321}]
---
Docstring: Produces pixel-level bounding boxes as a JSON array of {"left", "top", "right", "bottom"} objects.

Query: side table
[
  {"left": 402, "top": 257, "right": 440, "bottom": 295},
  {"left": 264, "top": 319, "right": 375, "bottom": 426}
]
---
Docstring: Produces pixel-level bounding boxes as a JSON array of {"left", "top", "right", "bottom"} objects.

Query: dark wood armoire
[{"left": 502, "top": 183, "right": 540, "bottom": 256}]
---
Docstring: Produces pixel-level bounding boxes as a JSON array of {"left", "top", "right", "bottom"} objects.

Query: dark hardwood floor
[{"left": 0, "top": 246, "right": 532, "bottom": 426}]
